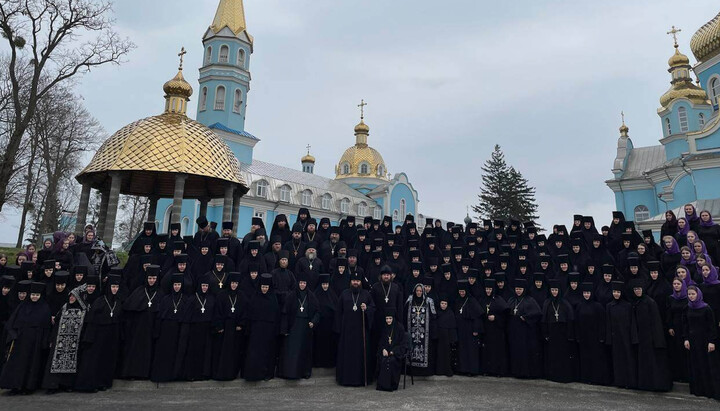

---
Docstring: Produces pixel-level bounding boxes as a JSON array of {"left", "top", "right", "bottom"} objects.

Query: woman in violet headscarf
[
  {"left": 661, "top": 236, "right": 682, "bottom": 281},
  {"left": 684, "top": 204, "right": 701, "bottom": 233},
  {"left": 661, "top": 210, "right": 678, "bottom": 240},
  {"left": 698, "top": 210, "right": 720, "bottom": 264},
  {"left": 698, "top": 263, "right": 720, "bottom": 331},
  {"left": 683, "top": 285, "right": 720, "bottom": 400},
  {"left": 666, "top": 277, "right": 688, "bottom": 382},
  {"left": 675, "top": 218, "right": 690, "bottom": 248}
]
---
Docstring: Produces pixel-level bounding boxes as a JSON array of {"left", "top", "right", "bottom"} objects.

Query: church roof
[
  {"left": 620, "top": 145, "right": 667, "bottom": 179},
  {"left": 690, "top": 10, "right": 720, "bottom": 62},
  {"left": 211, "top": 0, "right": 247, "bottom": 36},
  {"left": 208, "top": 122, "right": 259, "bottom": 140},
  {"left": 644, "top": 199, "right": 720, "bottom": 223}
]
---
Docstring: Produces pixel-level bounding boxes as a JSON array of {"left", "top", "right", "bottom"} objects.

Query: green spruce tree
[{"left": 473, "top": 144, "right": 539, "bottom": 223}]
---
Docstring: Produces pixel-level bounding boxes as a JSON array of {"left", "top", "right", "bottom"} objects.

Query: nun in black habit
[
  {"left": 630, "top": 279, "right": 672, "bottom": 392},
  {"left": 479, "top": 278, "right": 509, "bottom": 377},
  {"left": 121, "top": 268, "right": 162, "bottom": 379},
  {"left": 179, "top": 275, "right": 216, "bottom": 381},
  {"left": 683, "top": 285, "right": 720, "bottom": 400},
  {"left": 75, "top": 274, "right": 123, "bottom": 391},
  {"left": 212, "top": 272, "right": 247, "bottom": 381},
  {"left": 376, "top": 307, "right": 408, "bottom": 392},
  {"left": 454, "top": 279, "right": 482, "bottom": 376},
  {"left": 574, "top": 282, "right": 610, "bottom": 385},
  {"left": 405, "top": 283, "right": 436, "bottom": 376},
  {"left": 313, "top": 274, "right": 339, "bottom": 368},
  {"left": 434, "top": 293, "right": 457, "bottom": 377},
  {"left": 605, "top": 281, "right": 637, "bottom": 389},
  {"left": 541, "top": 279, "right": 577, "bottom": 383},
  {"left": 278, "top": 271, "right": 320, "bottom": 379},
  {"left": 149, "top": 273, "right": 190, "bottom": 383},
  {"left": 0, "top": 282, "right": 52, "bottom": 394},
  {"left": 507, "top": 278, "right": 543, "bottom": 378},
  {"left": 667, "top": 277, "right": 689, "bottom": 382},
  {"left": 243, "top": 273, "right": 281, "bottom": 381}
]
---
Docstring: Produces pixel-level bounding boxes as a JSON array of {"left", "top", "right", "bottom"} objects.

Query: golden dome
[
  {"left": 659, "top": 83, "right": 710, "bottom": 108},
  {"left": 301, "top": 153, "right": 315, "bottom": 163},
  {"left": 163, "top": 69, "right": 193, "bottom": 99},
  {"left": 335, "top": 120, "right": 388, "bottom": 180},
  {"left": 690, "top": 11, "right": 720, "bottom": 62},
  {"left": 619, "top": 123, "right": 629, "bottom": 136},
  {"left": 668, "top": 48, "right": 690, "bottom": 68},
  {"left": 354, "top": 120, "right": 370, "bottom": 133}
]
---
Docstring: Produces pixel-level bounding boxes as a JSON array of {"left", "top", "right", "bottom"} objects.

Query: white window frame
[
  {"left": 400, "top": 199, "right": 407, "bottom": 219},
  {"left": 214, "top": 86, "right": 226, "bottom": 111},
  {"left": 711, "top": 77, "right": 720, "bottom": 106},
  {"left": 358, "top": 202, "right": 367, "bottom": 217},
  {"left": 665, "top": 118, "right": 672, "bottom": 135},
  {"left": 340, "top": 198, "right": 350, "bottom": 214},
  {"left": 279, "top": 185, "right": 291, "bottom": 202},
  {"left": 205, "top": 46, "right": 212, "bottom": 65},
  {"left": 199, "top": 87, "right": 207, "bottom": 111},
  {"left": 233, "top": 89, "right": 242, "bottom": 113},
  {"left": 255, "top": 180, "right": 268, "bottom": 198},
  {"left": 181, "top": 217, "right": 190, "bottom": 237},
  {"left": 301, "top": 189, "right": 313, "bottom": 207},
  {"left": 219, "top": 45, "right": 229, "bottom": 63},
  {"left": 634, "top": 205, "right": 650, "bottom": 222},
  {"left": 342, "top": 162, "right": 350, "bottom": 174},
  {"left": 237, "top": 49, "right": 245, "bottom": 67},
  {"left": 678, "top": 106, "right": 689, "bottom": 132},
  {"left": 393, "top": 209, "right": 399, "bottom": 221},
  {"left": 359, "top": 162, "right": 369, "bottom": 175},
  {"left": 373, "top": 207, "right": 382, "bottom": 220},
  {"left": 377, "top": 164, "right": 385, "bottom": 177},
  {"left": 321, "top": 194, "right": 332, "bottom": 210}
]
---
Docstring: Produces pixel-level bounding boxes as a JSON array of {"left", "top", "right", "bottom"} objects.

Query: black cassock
[
  {"left": 606, "top": 298, "right": 637, "bottom": 388},
  {"left": 279, "top": 289, "right": 320, "bottom": 379},
  {"left": 434, "top": 306, "right": 457, "bottom": 377},
  {"left": 541, "top": 297, "right": 577, "bottom": 383},
  {"left": 376, "top": 321, "right": 408, "bottom": 392},
  {"left": 42, "top": 301, "right": 86, "bottom": 390},
  {"left": 179, "top": 291, "right": 215, "bottom": 381},
  {"left": 121, "top": 284, "right": 162, "bottom": 379},
  {"left": 0, "top": 300, "right": 52, "bottom": 391},
  {"left": 211, "top": 289, "right": 247, "bottom": 381},
  {"left": 665, "top": 295, "right": 688, "bottom": 382},
  {"left": 631, "top": 295, "right": 672, "bottom": 391},
  {"left": 150, "top": 291, "right": 189, "bottom": 383},
  {"left": 243, "top": 290, "right": 280, "bottom": 381},
  {"left": 405, "top": 294, "right": 436, "bottom": 376},
  {"left": 76, "top": 293, "right": 123, "bottom": 391},
  {"left": 507, "top": 294, "right": 543, "bottom": 378},
  {"left": 335, "top": 288, "right": 375, "bottom": 386},
  {"left": 574, "top": 298, "right": 610, "bottom": 385},
  {"left": 683, "top": 304, "right": 720, "bottom": 400},
  {"left": 371, "top": 281, "right": 405, "bottom": 377},
  {"left": 479, "top": 294, "right": 509, "bottom": 377},
  {"left": 313, "top": 286, "right": 339, "bottom": 368},
  {"left": 454, "top": 295, "right": 482, "bottom": 376}
]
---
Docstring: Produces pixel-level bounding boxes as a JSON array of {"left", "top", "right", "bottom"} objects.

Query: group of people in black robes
[{"left": 1, "top": 206, "right": 720, "bottom": 399}]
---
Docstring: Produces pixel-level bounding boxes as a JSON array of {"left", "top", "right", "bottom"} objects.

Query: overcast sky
[{"left": 1, "top": 0, "right": 719, "bottom": 244}]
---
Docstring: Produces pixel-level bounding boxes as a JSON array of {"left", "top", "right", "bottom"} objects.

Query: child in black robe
[{"left": 376, "top": 307, "right": 407, "bottom": 392}]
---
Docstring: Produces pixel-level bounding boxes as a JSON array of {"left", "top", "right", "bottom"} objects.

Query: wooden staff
[{"left": 362, "top": 302, "right": 367, "bottom": 387}]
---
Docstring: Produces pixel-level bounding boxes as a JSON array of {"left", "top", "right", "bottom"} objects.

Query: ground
[{"left": 1, "top": 369, "right": 717, "bottom": 410}]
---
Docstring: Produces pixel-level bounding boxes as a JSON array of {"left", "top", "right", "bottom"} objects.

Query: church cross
[
  {"left": 358, "top": 99, "right": 368, "bottom": 120},
  {"left": 306, "top": 144, "right": 311, "bottom": 155},
  {"left": 178, "top": 47, "right": 187, "bottom": 70},
  {"left": 667, "top": 26, "right": 681, "bottom": 48},
  {"left": 621, "top": 111, "right": 625, "bottom": 125}
]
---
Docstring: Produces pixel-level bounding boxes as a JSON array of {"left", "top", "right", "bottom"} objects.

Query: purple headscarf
[
  {"left": 664, "top": 236, "right": 680, "bottom": 255},
  {"left": 685, "top": 205, "right": 699, "bottom": 223},
  {"left": 671, "top": 277, "right": 687, "bottom": 300},
  {"left": 676, "top": 218, "right": 690, "bottom": 236},
  {"left": 701, "top": 264, "right": 720, "bottom": 285},
  {"left": 52, "top": 231, "right": 67, "bottom": 253},
  {"left": 691, "top": 240, "right": 708, "bottom": 259},
  {"left": 676, "top": 264, "right": 696, "bottom": 287},
  {"left": 687, "top": 285, "right": 708, "bottom": 309},
  {"left": 700, "top": 210, "right": 716, "bottom": 228}
]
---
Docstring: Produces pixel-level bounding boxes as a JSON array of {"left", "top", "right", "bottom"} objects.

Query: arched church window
[
  {"left": 205, "top": 47, "right": 212, "bottom": 65},
  {"left": 181, "top": 217, "right": 190, "bottom": 237},
  {"left": 321, "top": 194, "right": 332, "bottom": 210},
  {"left": 373, "top": 207, "right": 382, "bottom": 220},
  {"left": 279, "top": 185, "right": 291, "bottom": 202},
  {"left": 342, "top": 163, "right": 350, "bottom": 174},
  {"left": 238, "top": 49, "right": 246, "bottom": 67},
  {"left": 393, "top": 209, "right": 399, "bottom": 221},
  {"left": 400, "top": 199, "right": 406, "bottom": 219},
  {"left": 634, "top": 205, "right": 650, "bottom": 222},
  {"left": 233, "top": 89, "right": 242, "bottom": 113},
  {"left": 214, "top": 86, "right": 226, "bottom": 110},
  {"left": 219, "top": 45, "right": 229, "bottom": 63},
  {"left": 301, "top": 189, "right": 313, "bottom": 207},
  {"left": 678, "top": 107, "right": 689, "bottom": 132},
  {"left": 377, "top": 164, "right": 385, "bottom": 177},
  {"left": 340, "top": 198, "right": 350, "bottom": 214},
  {"left": 699, "top": 113, "right": 706, "bottom": 128},
  {"left": 255, "top": 180, "right": 268, "bottom": 198},
  {"left": 359, "top": 163, "right": 369, "bottom": 174},
  {"left": 358, "top": 202, "right": 368, "bottom": 216},
  {"left": 711, "top": 78, "right": 720, "bottom": 106},
  {"left": 199, "top": 87, "right": 207, "bottom": 111},
  {"left": 665, "top": 118, "right": 672, "bottom": 136}
]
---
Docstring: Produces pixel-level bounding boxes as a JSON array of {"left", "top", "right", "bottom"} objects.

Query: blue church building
[
  {"left": 607, "top": 12, "right": 720, "bottom": 235},
  {"left": 154, "top": 0, "right": 434, "bottom": 236}
]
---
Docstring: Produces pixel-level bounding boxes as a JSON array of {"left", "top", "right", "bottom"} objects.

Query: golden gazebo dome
[
  {"left": 335, "top": 120, "right": 388, "bottom": 180},
  {"left": 690, "top": 11, "right": 720, "bottom": 63}
]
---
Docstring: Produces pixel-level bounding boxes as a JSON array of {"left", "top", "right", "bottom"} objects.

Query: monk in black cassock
[
  {"left": 0, "top": 274, "right": 17, "bottom": 371},
  {"left": 313, "top": 274, "right": 338, "bottom": 368},
  {"left": 335, "top": 271, "right": 375, "bottom": 386},
  {"left": 478, "top": 278, "right": 509, "bottom": 377},
  {"left": 121, "top": 267, "right": 163, "bottom": 379},
  {"left": 507, "top": 278, "right": 543, "bottom": 378},
  {"left": 629, "top": 279, "right": 672, "bottom": 392},
  {"left": 376, "top": 307, "right": 407, "bottom": 392},
  {"left": 405, "top": 283, "right": 436, "bottom": 376},
  {"left": 212, "top": 272, "right": 247, "bottom": 381},
  {"left": 434, "top": 293, "right": 457, "bottom": 377},
  {"left": 370, "top": 265, "right": 404, "bottom": 377},
  {"left": 605, "top": 281, "right": 637, "bottom": 389},
  {"left": 75, "top": 274, "right": 123, "bottom": 391},
  {"left": 279, "top": 271, "right": 320, "bottom": 379},
  {"left": 0, "top": 282, "right": 51, "bottom": 394},
  {"left": 574, "top": 282, "right": 610, "bottom": 385},
  {"left": 244, "top": 273, "right": 281, "bottom": 381},
  {"left": 454, "top": 279, "right": 482, "bottom": 376},
  {"left": 180, "top": 275, "right": 216, "bottom": 381},
  {"left": 541, "top": 279, "right": 577, "bottom": 383},
  {"left": 683, "top": 285, "right": 720, "bottom": 400},
  {"left": 150, "top": 273, "right": 190, "bottom": 383}
]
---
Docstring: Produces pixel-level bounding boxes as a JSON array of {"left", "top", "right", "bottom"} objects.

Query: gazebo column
[
  {"left": 199, "top": 197, "right": 209, "bottom": 218},
  {"left": 103, "top": 172, "right": 123, "bottom": 247},
  {"left": 231, "top": 189, "right": 241, "bottom": 236},
  {"left": 75, "top": 183, "right": 92, "bottom": 234},
  {"left": 147, "top": 195, "right": 159, "bottom": 224},
  {"left": 172, "top": 174, "right": 187, "bottom": 225},
  {"left": 96, "top": 189, "right": 110, "bottom": 237},
  {"left": 223, "top": 184, "right": 234, "bottom": 224}
]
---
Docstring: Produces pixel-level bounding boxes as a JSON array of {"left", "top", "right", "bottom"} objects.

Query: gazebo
[{"left": 75, "top": 50, "right": 249, "bottom": 247}]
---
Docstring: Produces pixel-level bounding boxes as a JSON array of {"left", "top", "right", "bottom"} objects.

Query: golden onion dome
[
  {"left": 163, "top": 69, "right": 193, "bottom": 99},
  {"left": 336, "top": 120, "right": 388, "bottom": 180},
  {"left": 619, "top": 123, "right": 629, "bottom": 136},
  {"left": 354, "top": 120, "right": 370, "bottom": 133},
  {"left": 668, "top": 48, "right": 690, "bottom": 68},
  {"left": 301, "top": 153, "right": 315, "bottom": 163},
  {"left": 659, "top": 82, "right": 710, "bottom": 108},
  {"left": 690, "top": 11, "right": 720, "bottom": 62}
]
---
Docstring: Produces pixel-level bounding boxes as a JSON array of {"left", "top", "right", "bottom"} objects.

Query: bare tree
[
  {"left": 0, "top": 0, "right": 133, "bottom": 212},
  {"left": 116, "top": 195, "right": 149, "bottom": 247}
]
